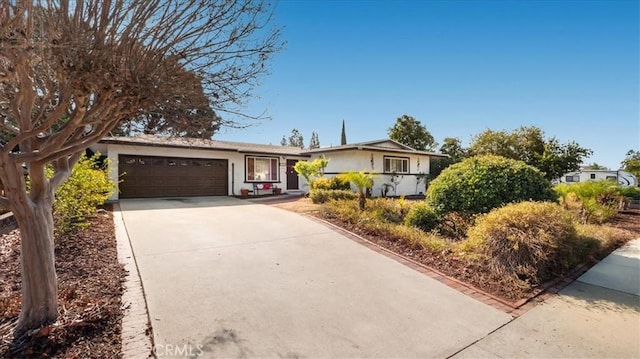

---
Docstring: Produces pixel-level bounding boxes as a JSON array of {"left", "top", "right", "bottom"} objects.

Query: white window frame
[
  {"left": 246, "top": 156, "right": 279, "bottom": 182},
  {"left": 383, "top": 156, "right": 409, "bottom": 174}
]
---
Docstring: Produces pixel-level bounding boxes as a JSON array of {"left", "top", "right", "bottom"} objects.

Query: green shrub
[
  {"left": 360, "top": 220, "right": 447, "bottom": 253},
  {"left": 404, "top": 202, "right": 439, "bottom": 232},
  {"left": 426, "top": 155, "right": 556, "bottom": 215},
  {"left": 364, "top": 197, "right": 413, "bottom": 224},
  {"left": 311, "top": 176, "right": 351, "bottom": 191},
  {"left": 318, "top": 197, "right": 360, "bottom": 223},
  {"left": 309, "top": 189, "right": 356, "bottom": 204},
  {"left": 320, "top": 199, "right": 447, "bottom": 253},
  {"left": 311, "top": 177, "right": 332, "bottom": 190},
  {"left": 339, "top": 171, "right": 376, "bottom": 210},
  {"left": 462, "top": 201, "right": 582, "bottom": 283},
  {"left": 555, "top": 181, "right": 625, "bottom": 224},
  {"left": 620, "top": 186, "right": 640, "bottom": 200},
  {"left": 53, "top": 154, "right": 115, "bottom": 233}
]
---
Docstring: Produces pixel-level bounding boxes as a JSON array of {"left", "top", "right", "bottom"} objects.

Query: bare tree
[{"left": 0, "top": 0, "right": 280, "bottom": 336}]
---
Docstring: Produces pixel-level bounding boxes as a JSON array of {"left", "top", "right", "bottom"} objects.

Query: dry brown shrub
[{"left": 465, "top": 201, "right": 584, "bottom": 283}]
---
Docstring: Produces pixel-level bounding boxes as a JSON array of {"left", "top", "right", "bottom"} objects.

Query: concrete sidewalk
[
  {"left": 453, "top": 239, "right": 640, "bottom": 358},
  {"left": 120, "top": 197, "right": 511, "bottom": 358}
]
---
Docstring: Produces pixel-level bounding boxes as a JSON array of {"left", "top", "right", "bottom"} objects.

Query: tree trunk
[
  {"left": 358, "top": 192, "right": 366, "bottom": 211},
  {"left": 13, "top": 198, "right": 58, "bottom": 336}
]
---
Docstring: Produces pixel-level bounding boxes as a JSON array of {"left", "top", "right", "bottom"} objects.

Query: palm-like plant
[{"left": 341, "top": 171, "right": 376, "bottom": 210}]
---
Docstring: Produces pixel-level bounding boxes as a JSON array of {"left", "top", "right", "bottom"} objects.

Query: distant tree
[
  {"left": 583, "top": 163, "right": 608, "bottom": 170},
  {"left": 288, "top": 128, "right": 305, "bottom": 148},
  {"left": 469, "top": 126, "right": 592, "bottom": 180},
  {"left": 469, "top": 126, "right": 547, "bottom": 165},
  {"left": 429, "top": 137, "right": 469, "bottom": 181},
  {"left": 621, "top": 150, "right": 640, "bottom": 179},
  {"left": 280, "top": 135, "right": 288, "bottom": 146},
  {"left": 309, "top": 131, "right": 321, "bottom": 149},
  {"left": 341, "top": 120, "right": 347, "bottom": 145},
  {"left": 439, "top": 137, "right": 468, "bottom": 162},
  {"left": 388, "top": 115, "right": 437, "bottom": 151},
  {"left": 537, "top": 139, "right": 593, "bottom": 181}
]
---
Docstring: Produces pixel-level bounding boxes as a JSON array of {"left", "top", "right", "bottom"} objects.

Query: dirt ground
[
  {"left": 269, "top": 196, "right": 640, "bottom": 302},
  {"left": 0, "top": 207, "right": 125, "bottom": 359}
]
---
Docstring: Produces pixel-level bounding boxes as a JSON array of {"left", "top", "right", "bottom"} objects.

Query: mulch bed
[
  {"left": 314, "top": 209, "right": 640, "bottom": 303},
  {"left": 0, "top": 206, "right": 125, "bottom": 358}
]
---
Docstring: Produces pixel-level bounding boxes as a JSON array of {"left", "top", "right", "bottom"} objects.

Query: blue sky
[{"left": 215, "top": 0, "right": 639, "bottom": 170}]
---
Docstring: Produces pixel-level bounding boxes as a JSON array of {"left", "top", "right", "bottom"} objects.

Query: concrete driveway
[{"left": 120, "top": 197, "right": 510, "bottom": 358}]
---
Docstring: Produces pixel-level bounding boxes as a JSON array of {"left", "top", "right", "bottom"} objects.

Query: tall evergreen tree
[
  {"left": 341, "top": 120, "right": 347, "bottom": 145},
  {"left": 309, "top": 131, "right": 321, "bottom": 149},
  {"left": 280, "top": 135, "right": 287, "bottom": 146},
  {"left": 288, "top": 128, "right": 305, "bottom": 148}
]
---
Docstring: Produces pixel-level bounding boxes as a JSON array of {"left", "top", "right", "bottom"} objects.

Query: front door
[{"left": 286, "top": 160, "right": 299, "bottom": 190}]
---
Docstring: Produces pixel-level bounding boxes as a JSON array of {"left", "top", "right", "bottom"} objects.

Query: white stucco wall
[
  {"left": 91, "top": 143, "right": 306, "bottom": 200},
  {"left": 309, "top": 150, "right": 433, "bottom": 196}
]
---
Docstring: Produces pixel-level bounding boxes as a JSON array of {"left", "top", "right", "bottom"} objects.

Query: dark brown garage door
[{"left": 119, "top": 155, "right": 228, "bottom": 198}]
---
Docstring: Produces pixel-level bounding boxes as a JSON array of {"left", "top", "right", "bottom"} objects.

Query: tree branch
[{"left": 49, "top": 150, "right": 82, "bottom": 191}]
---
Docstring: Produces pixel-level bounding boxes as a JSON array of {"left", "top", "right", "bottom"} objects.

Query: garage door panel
[{"left": 119, "top": 155, "right": 228, "bottom": 198}]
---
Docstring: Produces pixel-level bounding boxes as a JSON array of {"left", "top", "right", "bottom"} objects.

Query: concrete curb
[{"left": 113, "top": 203, "right": 154, "bottom": 359}]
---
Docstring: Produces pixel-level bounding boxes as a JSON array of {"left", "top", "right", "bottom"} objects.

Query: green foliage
[
  {"left": 404, "top": 202, "right": 439, "bottom": 232},
  {"left": 286, "top": 128, "right": 304, "bottom": 148},
  {"left": 315, "top": 155, "right": 329, "bottom": 176},
  {"left": 463, "top": 201, "right": 584, "bottom": 283},
  {"left": 426, "top": 155, "right": 556, "bottom": 215},
  {"left": 439, "top": 137, "right": 468, "bottom": 162},
  {"left": 388, "top": 114, "right": 437, "bottom": 151},
  {"left": 309, "top": 189, "right": 356, "bottom": 204},
  {"left": 429, "top": 138, "right": 469, "bottom": 181},
  {"left": 620, "top": 186, "right": 640, "bottom": 200},
  {"left": 310, "top": 176, "right": 351, "bottom": 191},
  {"left": 366, "top": 197, "right": 413, "bottom": 224},
  {"left": 555, "top": 181, "right": 625, "bottom": 224},
  {"left": 340, "top": 171, "right": 376, "bottom": 210},
  {"left": 53, "top": 154, "right": 116, "bottom": 233},
  {"left": 583, "top": 163, "right": 608, "bottom": 170},
  {"left": 294, "top": 157, "right": 330, "bottom": 186},
  {"left": 469, "top": 126, "right": 592, "bottom": 180},
  {"left": 621, "top": 149, "right": 640, "bottom": 179},
  {"left": 320, "top": 199, "right": 446, "bottom": 253},
  {"left": 309, "top": 131, "right": 321, "bottom": 149}
]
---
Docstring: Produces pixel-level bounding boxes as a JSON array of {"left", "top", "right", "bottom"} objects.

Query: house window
[
  {"left": 565, "top": 175, "right": 580, "bottom": 183},
  {"left": 246, "top": 156, "right": 279, "bottom": 182},
  {"left": 384, "top": 156, "right": 409, "bottom": 174},
  {"left": 590, "top": 174, "right": 596, "bottom": 180}
]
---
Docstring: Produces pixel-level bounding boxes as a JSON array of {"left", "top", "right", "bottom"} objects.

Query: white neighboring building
[{"left": 554, "top": 170, "right": 638, "bottom": 187}]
